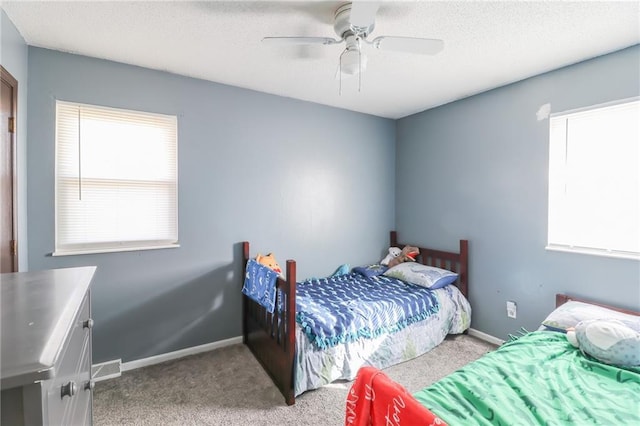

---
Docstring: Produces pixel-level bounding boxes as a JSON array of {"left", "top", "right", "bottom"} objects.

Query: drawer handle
[
  {"left": 61, "top": 381, "right": 77, "bottom": 399},
  {"left": 83, "top": 318, "right": 94, "bottom": 329},
  {"left": 84, "top": 380, "right": 95, "bottom": 392}
]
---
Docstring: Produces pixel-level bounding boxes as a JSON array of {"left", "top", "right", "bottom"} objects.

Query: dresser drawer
[
  {"left": 67, "top": 334, "right": 92, "bottom": 426},
  {"left": 45, "top": 292, "right": 92, "bottom": 425}
]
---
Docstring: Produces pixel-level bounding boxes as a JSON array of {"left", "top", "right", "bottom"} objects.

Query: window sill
[
  {"left": 52, "top": 244, "right": 180, "bottom": 257},
  {"left": 545, "top": 245, "right": 640, "bottom": 261}
]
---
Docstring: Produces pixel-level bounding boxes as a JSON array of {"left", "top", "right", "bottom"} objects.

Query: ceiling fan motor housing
[{"left": 334, "top": 3, "right": 374, "bottom": 39}]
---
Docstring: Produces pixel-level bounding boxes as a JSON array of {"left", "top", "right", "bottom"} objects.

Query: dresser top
[{"left": 1, "top": 266, "right": 96, "bottom": 390}]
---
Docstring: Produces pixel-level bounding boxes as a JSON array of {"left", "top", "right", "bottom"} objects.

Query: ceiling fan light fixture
[{"left": 340, "top": 48, "right": 367, "bottom": 75}]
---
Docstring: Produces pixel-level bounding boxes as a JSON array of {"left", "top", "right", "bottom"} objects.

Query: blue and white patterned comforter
[
  {"left": 296, "top": 273, "right": 440, "bottom": 349},
  {"left": 294, "top": 284, "right": 471, "bottom": 397}
]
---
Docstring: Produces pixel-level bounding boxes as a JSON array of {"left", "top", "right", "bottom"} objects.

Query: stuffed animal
[
  {"left": 381, "top": 247, "right": 402, "bottom": 266},
  {"left": 388, "top": 245, "right": 420, "bottom": 268},
  {"left": 256, "top": 253, "right": 283, "bottom": 275},
  {"left": 567, "top": 318, "right": 640, "bottom": 367},
  {"left": 331, "top": 264, "right": 351, "bottom": 277}
]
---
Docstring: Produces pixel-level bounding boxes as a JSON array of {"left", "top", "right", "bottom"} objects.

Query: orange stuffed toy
[
  {"left": 255, "top": 253, "right": 283, "bottom": 275},
  {"left": 387, "top": 245, "right": 420, "bottom": 268}
]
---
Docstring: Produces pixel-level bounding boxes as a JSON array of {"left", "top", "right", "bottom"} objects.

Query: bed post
[
  {"left": 241, "top": 241, "right": 299, "bottom": 405},
  {"left": 390, "top": 230, "right": 398, "bottom": 247},
  {"left": 242, "top": 241, "right": 249, "bottom": 344},
  {"left": 556, "top": 294, "right": 568, "bottom": 308},
  {"left": 459, "top": 239, "right": 469, "bottom": 299},
  {"left": 284, "top": 259, "right": 297, "bottom": 406}
]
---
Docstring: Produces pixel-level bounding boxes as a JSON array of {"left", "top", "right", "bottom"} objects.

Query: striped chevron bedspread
[{"left": 295, "top": 273, "right": 440, "bottom": 350}]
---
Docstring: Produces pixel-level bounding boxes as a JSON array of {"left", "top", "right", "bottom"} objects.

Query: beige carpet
[{"left": 94, "top": 335, "right": 496, "bottom": 425}]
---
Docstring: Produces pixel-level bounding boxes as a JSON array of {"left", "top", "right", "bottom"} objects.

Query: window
[
  {"left": 55, "top": 101, "right": 178, "bottom": 255},
  {"left": 547, "top": 98, "right": 639, "bottom": 260}
]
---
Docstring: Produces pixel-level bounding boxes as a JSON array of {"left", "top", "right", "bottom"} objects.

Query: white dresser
[{"left": 1, "top": 266, "right": 96, "bottom": 426}]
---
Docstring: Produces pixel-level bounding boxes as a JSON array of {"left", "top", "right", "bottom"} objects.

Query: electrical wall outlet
[{"left": 506, "top": 300, "right": 517, "bottom": 319}]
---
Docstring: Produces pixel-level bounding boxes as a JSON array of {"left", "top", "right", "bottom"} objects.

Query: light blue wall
[
  {"left": 396, "top": 45, "right": 640, "bottom": 340},
  {"left": 27, "top": 47, "right": 395, "bottom": 363},
  {"left": 1, "top": 9, "right": 28, "bottom": 271},
  {"left": 20, "top": 36, "right": 640, "bottom": 359}
]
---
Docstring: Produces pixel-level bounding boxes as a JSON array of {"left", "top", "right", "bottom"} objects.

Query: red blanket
[{"left": 345, "top": 366, "right": 447, "bottom": 426}]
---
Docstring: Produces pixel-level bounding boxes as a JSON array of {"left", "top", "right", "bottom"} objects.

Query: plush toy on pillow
[
  {"left": 388, "top": 245, "right": 420, "bottom": 268},
  {"left": 381, "top": 247, "right": 402, "bottom": 266},
  {"left": 331, "top": 264, "right": 350, "bottom": 277},
  {"left": 567, "top": 318, "right": 640, "bottom": 367},
  {"left": 256, "top": 253, "right": 283, "bottom": 276}
]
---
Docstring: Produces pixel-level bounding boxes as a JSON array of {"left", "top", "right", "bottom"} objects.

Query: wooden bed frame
[
  {"left": 242, "top": 231, "right": 469, "bottom": 405},
  {"left": 556, "top": 293, "right": 640, "bottom": 316}
]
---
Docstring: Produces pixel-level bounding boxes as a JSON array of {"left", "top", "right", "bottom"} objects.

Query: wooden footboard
[{"left": 242, "top": 241, "right": 297, "bottom": 405}]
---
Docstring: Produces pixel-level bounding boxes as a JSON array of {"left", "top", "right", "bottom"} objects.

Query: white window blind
[
  {"left": 55, "top": 101, "right": 178, "bottom": 255},
  {"left": 547, "top": 98, "right": 639, "bottom": 259}
]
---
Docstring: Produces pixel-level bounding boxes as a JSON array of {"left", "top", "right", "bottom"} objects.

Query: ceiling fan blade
[
  {"left": 349, "top": 1, "right": 379, "bottom": 31},
  {"left": 371, "top": 36, "right": 444, "bottom": 55},
  {"left": 262, "top": 36, "right": 341, "bottom": 46}
]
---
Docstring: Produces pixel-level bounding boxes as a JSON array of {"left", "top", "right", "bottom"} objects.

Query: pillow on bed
[
  {"left": 352, "top": 264, "right": 388, "bottom": 278},
  {"left": 383, "top": 263, "right": 458, "bottom": 289},
  {"left": 567, "top": 318, "right": 640, "bottom": 367},
  {"left": 541, "top": 301, "right": 638, "bottom": 332}
]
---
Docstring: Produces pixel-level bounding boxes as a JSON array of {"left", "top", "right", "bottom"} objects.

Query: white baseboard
[
  {"left": 99, "top": 330, "right": 501, "bottom": 377},
  {"left": 468, "top": 328, "right": 504, "bottom": 346},
  {"left": 92, "top": 336, "right": 243, "bottom": 381},
  {"left": 121, "top": 335, "right": 243, "bottom": 372}
]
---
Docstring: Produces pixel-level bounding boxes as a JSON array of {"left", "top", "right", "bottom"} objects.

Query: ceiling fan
[{"left": 262, "top": 1, "right": 444, "bottom": 89}]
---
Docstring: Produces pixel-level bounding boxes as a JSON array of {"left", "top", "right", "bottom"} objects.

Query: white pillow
[
  {"left": 568, "top": 318, "right": 640, "bottom": 366},
  {"left": 541, "top": 301, "right": 638, "bottom": 332},
  {"left": 383, "top": 262, "right": 458, "bottom": 289}
]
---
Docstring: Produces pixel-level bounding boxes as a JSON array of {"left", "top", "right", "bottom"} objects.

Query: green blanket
[{"left": 413, "top": 331, "right": 640, "bottom": 425}]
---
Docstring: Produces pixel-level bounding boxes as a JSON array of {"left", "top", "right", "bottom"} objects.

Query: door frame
[{"left": 1, "top": 65, "right": 19, "bottom": 272}]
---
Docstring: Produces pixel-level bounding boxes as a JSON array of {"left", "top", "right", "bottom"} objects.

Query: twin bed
[
  {"left": 241, "top": 231, "right": 471, "bottom": 405},
  {"left": 346, "top": 294, "right": 640, "bottom": 425}
]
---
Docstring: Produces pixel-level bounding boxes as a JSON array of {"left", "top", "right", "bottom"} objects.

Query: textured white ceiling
[{"left": 3, "top": 1, "right": 639, "bottom": 119}]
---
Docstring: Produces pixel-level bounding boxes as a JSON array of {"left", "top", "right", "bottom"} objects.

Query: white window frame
[
  {"left": 546, "top": 97, "right": 639, "bottom": 260},
  {"left": 54, "top": 101, "right": 179, "bottom": 256}
]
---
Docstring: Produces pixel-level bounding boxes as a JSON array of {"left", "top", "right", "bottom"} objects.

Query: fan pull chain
[
  {"left": 339, "top": 51, "right": 343, "bottom": 96},
  {"left": 357, "top": 44, "right": 362, "bottom": 93}
]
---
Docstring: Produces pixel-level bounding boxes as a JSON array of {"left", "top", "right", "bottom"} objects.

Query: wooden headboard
[
  {"left": 391, "top": 231, "right": 469, "bottom": 299},
  {"left": 556, "top": 293, "right": 640, "bottom": 316}
]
